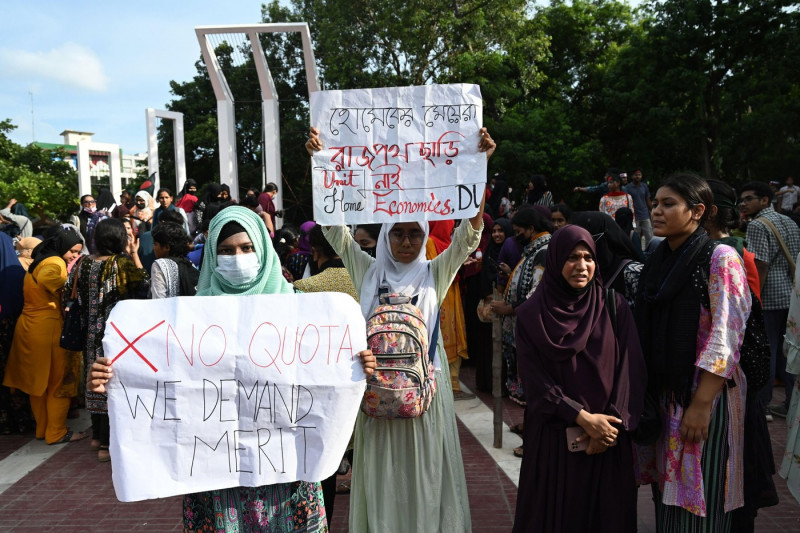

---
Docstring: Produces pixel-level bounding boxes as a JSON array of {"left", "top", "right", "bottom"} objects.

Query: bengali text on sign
[{"left": 310, "top": 83, "right": 486, "bottom": 225}]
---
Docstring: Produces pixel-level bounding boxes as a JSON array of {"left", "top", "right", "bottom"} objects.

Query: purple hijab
[
  {"left": 298, "top": 221, "right": 316, "bottom": 256},
  {"left": 515, "top": 225, "right": 645, "bottom": 429},
  {"left": 522, "top": 225, "right": 608, "bottom": 362}
]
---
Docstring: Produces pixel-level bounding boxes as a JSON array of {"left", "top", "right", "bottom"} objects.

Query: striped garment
[{"left": 655, "top": 394, "right": 732, "bottom": 531}]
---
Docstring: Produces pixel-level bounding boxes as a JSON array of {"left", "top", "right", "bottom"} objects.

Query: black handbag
[
  {"left": 60, "top": 257, "right": 86, "bottom": 351},
  {"left": 630, "top": 392, "right": 662, "bottom": 446}
]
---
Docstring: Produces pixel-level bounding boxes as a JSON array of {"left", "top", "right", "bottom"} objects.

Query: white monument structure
[
  {"left": 77, "top": 141, "right": 122, "bottom": 199},
  {"left": 195, "top": 23, "right": 320, "bottom": 223},
  {"left": 145, "top": 108, "right": 187, "bottom": 194}
]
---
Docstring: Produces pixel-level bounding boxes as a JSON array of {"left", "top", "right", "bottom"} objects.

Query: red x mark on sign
[{"left": 109, "top": 320, "right": 165, "bottom": 372}]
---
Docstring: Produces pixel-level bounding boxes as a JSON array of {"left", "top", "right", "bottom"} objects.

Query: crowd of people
[{"left": 1, "top": 128, "right": 799, "bottom": 531}]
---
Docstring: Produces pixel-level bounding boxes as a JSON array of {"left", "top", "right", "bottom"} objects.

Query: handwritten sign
[
  {"left": 310, "top": 83, "right": 485, "bottom": 225},
  {"left": 102, "top": 293, "right": 367, "bottom": 502}
]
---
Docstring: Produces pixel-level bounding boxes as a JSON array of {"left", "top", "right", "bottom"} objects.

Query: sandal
[
  {"left": 513, "top": 446, "right": 524, "bottom": 458},
  {"left": 336, "top": 480, "right": 351, "bottom": 494},
  {"left": 98, "top": 447, "right": 111, "bottom": 463},
  {"left": 509, "top": 423, "right": 524, "bottom": 435},
  {"left": 90, "top": 439, "right": 101, "bottom": 451},
  {"left": 49, "top": 430, "right": 89, "bottom": 445}
]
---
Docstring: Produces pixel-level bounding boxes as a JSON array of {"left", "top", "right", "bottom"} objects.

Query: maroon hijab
[{"left": 520, "top": 225, "right": 611, "bottom": 362}]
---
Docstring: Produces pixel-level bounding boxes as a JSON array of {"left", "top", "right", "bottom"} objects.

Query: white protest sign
[
  {"left": 102, "top": 293, "right": 367, "bottom": 502},
  {"left": 310, "top": 83, "right": 485, "bottom": 225}
]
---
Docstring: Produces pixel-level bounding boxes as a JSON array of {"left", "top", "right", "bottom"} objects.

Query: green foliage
[
  {"left": 158, "top": 0, "right": 800, "bottom": 215},
  {"left": 0, "top": 120, "right": 79, "bottom": 218},
  {"left": 601, "top": 0, "right": 800, "bottom": 186}
]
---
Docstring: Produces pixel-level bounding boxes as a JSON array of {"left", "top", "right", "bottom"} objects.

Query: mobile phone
[{"left": 566, "top": 426, "right": 588, "bottom": 452}]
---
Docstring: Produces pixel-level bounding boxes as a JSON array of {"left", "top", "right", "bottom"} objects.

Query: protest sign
[
  {"left": 310, "top": 83, "right": 485, "bottom": 225},
  {"left": 102, "top": 293, "right": 367, "bottom": 502}
]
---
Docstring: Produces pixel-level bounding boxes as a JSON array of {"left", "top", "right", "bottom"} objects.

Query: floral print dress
[
  {"left": 638, "top": 245, "right": 749, "bottom": 517},
  {"left": 66, "top": 254, "right": 149, "bottom": 414},
  {"left": 183, "top": 481, "right": 327, "bottom": 533}
]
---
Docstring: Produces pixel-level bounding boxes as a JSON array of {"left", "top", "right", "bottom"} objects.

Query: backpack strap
[
  {"left": 428, "top": 309, "right": 441, "bottom": 363},
  {"left": 376, "top": 278, "right": 440, "bottom": 363},
  {"left": 605, "top": 287, "right": 617, "bottom": 334},
  {"left": 756, "top": 216, "right": 796, "bottom": 275},
  {"left": 606, "top": 259, "right": 632, "bottom": 288}
]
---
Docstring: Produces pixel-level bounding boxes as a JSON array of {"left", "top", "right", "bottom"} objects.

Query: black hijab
[
  {"left": 96, "top": 188, "right": 116, "bottom": 211},
  {"left": 486, "top": 218, "right": 512, "bottom": 261},
  {"left": 201, "top": 183, "right": 223, "bottom": 205},
  {"left": 489, "top": 179, "right": 509, "bottom": 217},
  {"left": 179, "top": 179, "right": 198, "bottom": 199},
  {"left": 481, "top": 218, "right": 513, "bottom": 297},
  {"left": 571, "top": 212, "right": 642, "bottom": 286},
  {"left": 28, "top": 225, "right": 83, "bottom": 273},
  {"left": 526, "top": 174, "right": 548, "bottom": 204},
  {"left": 635, "top": 226, "right": 711, "bottom": 405}
]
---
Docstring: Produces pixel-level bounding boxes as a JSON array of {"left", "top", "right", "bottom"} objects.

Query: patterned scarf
[{"left": 505, "top": 232, "right": 551, "bottom": 306}]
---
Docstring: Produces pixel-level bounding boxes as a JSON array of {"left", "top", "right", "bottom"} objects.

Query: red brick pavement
[
  {"left": 0, "top": 411, "right": 517, "bottom": 532},
  {"left": 459, "top": 364, "right": 800, "bottom": 532},
  {"left": 1, "top": 368, "right": 797, "bottom": 532},
  {"left": 328, "top": 419, "right": 518, "bottom": 533}
]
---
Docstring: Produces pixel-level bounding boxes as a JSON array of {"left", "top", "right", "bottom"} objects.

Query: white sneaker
[{"left": 766, "top": 413, "right": 774, "bottom": 422}]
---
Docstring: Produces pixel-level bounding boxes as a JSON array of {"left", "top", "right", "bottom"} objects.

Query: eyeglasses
[
  {"left": 739, "top": 195, "right": 759, "bottom": 204},
  {"left": 82, "top": 200, "right": 96, "bottom": 205},
  {"left": 388, "top": 230, "right": 425, "bottom": 245}
]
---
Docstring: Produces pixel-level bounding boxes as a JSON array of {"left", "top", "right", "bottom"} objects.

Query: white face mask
[{"left": 216, "top": 253, "right": 261, "bottom": 285}]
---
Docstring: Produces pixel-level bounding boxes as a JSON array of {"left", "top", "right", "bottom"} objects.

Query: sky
[{"left": 0, "top": 1, "right": 272, "bottom": 154}]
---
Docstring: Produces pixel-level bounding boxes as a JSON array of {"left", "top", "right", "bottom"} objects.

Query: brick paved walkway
[
  {"left": 0, "top": 406, "right": 518, "bottom": 532},
  {"left": 0, "top": 368, "right": 798, "bottom": 531},
  {"left": 459, "top": 364, "right": 800, "bottom": 532}
]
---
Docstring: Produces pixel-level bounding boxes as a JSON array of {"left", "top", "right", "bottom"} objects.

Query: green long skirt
[{"left": 349, "top": 355, "right": 472, "bottom": 532}]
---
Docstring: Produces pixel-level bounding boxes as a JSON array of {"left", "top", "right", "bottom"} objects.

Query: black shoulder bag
[{"left": 60, "top": 257, "right": 87, "bottom": 351}]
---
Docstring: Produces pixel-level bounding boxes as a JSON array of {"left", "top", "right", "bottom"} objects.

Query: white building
[{"left": 35, "top": 130, "right": 147, "bottom": 190}]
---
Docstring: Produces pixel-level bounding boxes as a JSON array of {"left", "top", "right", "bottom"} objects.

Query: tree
[
  {"left": 495, "top": 0, "right": 638, "bottom": 207},
  {"left": 600, "top": 0, "right": 800, "bottom": 184},
  {"left": 157, "top": 0, "right": 800, "bottom": 214},
  {"left": 158, "top": 3, "right": 316, "bottom": 222},
  {"left": 295, "top": 0, "right": 551, "bottom": 199},
  {"left": 0, "top": 119, "right": 79, "bottom": 219}
]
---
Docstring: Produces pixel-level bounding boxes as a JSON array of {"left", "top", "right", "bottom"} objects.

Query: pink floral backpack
[{"left": 362, "top": 292, "right": 439, "bottom": 419}]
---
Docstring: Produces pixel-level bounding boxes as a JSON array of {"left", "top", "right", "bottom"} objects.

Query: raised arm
[{"left": 470, "top": 127, "right": 494, "bottom": 230}]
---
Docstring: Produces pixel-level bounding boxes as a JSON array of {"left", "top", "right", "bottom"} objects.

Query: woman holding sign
[
  {"left": 89, "top": 206, "right": 377, "bottom": 531},
  {"left": 308, "top": 126, "right": 495, "bottom": 533}
]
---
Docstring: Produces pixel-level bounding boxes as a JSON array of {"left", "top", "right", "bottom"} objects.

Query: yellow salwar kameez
[{"left": 3, "top": 256, "right": 80, "bottom": 443}]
